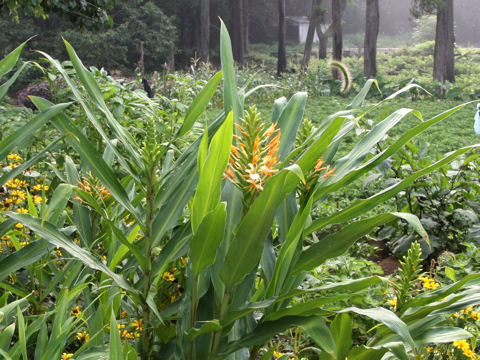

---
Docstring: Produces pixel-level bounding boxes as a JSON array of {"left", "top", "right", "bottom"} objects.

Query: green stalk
[
  {"left": 211, "top": 291, "right": 231, "bottom": 355},
  {"left": 188, "top": 276, "right": 199, "bottom": 360}
]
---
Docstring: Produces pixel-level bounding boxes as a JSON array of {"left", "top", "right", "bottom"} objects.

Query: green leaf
[
  {"left": 0, "top": 62, "right": 29, "bottom": 102},
  {"left": 110, "top": 310, "right": 124, "bottom": 360},
  {"left": 347, "top": 346, "right": 387, "bottom": 360},
  {"left": 414, "top": 327, "right": 473, "bottom": 344},
  {"left": 191, "top": 111, "right": 233, "bottom": 232},
  {"left": 4, "top": 212, "right": 137, "bottom": 293},
  {"left": 221, "top": 171, "right": 288, "bottom": 289},
  {"left": 0, "top": 240, "right": 50, "bottom": 282},
  {"left": 340, "top": 307, "right": 415, "bottom": 351},
  {"left": 304, "top": 318, "right": 337, "bottom": 358},
  {"left": 186, "top": 320, "right": 222, "bottom": 341},
  {"left": 0, "top": 323, "right": 15, "bottom": 351},
  {"left": 445, "top": 267, "right": 456, "bottom": 282},
  {"left": 276, "top": 92, "right": 307, "bottom": 160},
  {"left": 220, "top": 20, "right": 242, "bottom": 123},
  {"left": 0, "top": 39, "right": 29, "bottom": 79},
  {"left": 330, "top": 313, "right": 353, "bottom": 360},
  {"left": 347, "top": 79, "right": 380, "bottom": 109},
  {"left": 17, "top": 307, "right": 27, "bottom": 360},
  {"left": 392, "top": 212, "right": 430, "bottom": 247},
  {"left": 178, "top": 71, "right": 223, "bottom": 137},
  {"left": 190, "top": 203, "right": 227, "bottom": 276},
  {"left": 42, "top": 184, "right": 73, "bottom": 226}
]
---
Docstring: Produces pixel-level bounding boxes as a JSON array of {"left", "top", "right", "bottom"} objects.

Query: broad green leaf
[
  {"left": 0, "top": 323, "right": 15, "bottom": 351},
  {"left": 220, "top": 20, "right": 242, "bottom": 123},
  {"left": 276, "top": 92, "right": 307, "bottom": 160},
  {"left": 347, "top": 346, "right": 387, "bottom": 360},
  {"left": 414, "top": 326, "right": 472, "bottom": 344},
  {"left": 272, "top": 97, "right": 288, "bottom": 123},
  {"left": 198, "top": 126, "right": 208, "bottom": 172},
  {"left": 347, "top": 79, "right": 380, "bottom": 109},
  {"left": 308, "top": 145, "right": 480, "bottom": 234},
  {"left": 304, "top": 318, "right": 336, "bottom": 358},
  {"left": 17, "top": 307, "right": 27, "bottom": 360},
  {"left": 330, "top": 313, "right": 353, "bottom": 360},
  {"left": 187, "top": 320, "right": 222, "bottom": 341},
  {"left": 296, "top": 213, "right": 397, "bottom": 274},
  {"left": 4, "top": 212, "right": 137, "bottom": 293},
  {"left": 178, "top": 71, "right": 223, "bottom": 137},
  {"left": 340, "top": 307, "right": 415, "bottom": 351},
  {"left": 0, "top": 62, "right": 28, "bottom": 101},
  {"left": 221, "top": 171, "right": 288, "bottom": 289},
  {"left": 391, "top": 212, "right": 430, "bottom": 246},
  {"left": 190, "top": 203, "right": 227, "bottom": 276},
  {"left": 0, "top": 240, "right": 50, "bottom": 282},
  {"left": 445, "top": 267, "right": 456, "bottom": 282},
  {"left": 42, "top": 184, "right": 73, "bottom": 226},
  {"left": 110, "top": 310, "right": 124, "bottom": 360},
  {"left": 0, "top": 102, "right": 71, "bottom": 161},
  {"left": 0, "top": 39, "right": 29, "bottom": 79},
  {"left": 0, "top": 298, "right": 29, "bottom": 329},
  {"left": 191, "top": 111, "right": 233, "bottom": 232}
]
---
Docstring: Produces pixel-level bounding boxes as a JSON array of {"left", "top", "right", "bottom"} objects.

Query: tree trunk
[
  {"left": 316, "top": 1, "right": 329, "bottom": 60},
  {"left": 243, "top": 0, "right": 249, "bottom": 55},
  {"left": 364, "top": 0, "right": 379, "bottom": 78},
  {"left": 433, "top": 0, "right": 455, "bottom": 83},
  {"left": 199, "top": 0, "right": 210, "bottom": 63},
  {"left": 230, "top": 0, "right": 245, "bottom": 66},
  {"left": 332, "top": 0, "right": 343, "bottom": 79},
  {"left": 277, "top": 0, "right": 287, "bottom": 75},
  {"left": 302, "top": 0, "right": 322, "bottom": 70},
  {"left": 331, "top": 0, "right": 342, "bottom": 61}
]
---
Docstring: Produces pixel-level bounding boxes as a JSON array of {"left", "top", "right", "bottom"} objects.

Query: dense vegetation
[{"left": 1, "top": 18, "right": 480, "bottom": 359}]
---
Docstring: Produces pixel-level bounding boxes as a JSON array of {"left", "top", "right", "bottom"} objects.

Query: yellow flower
[
  {"left": 180, "top": 257, "right": 188, "bottom": 266},
  {"left": 31, "top": 184, "right": 49, "bottom": 192},
  {"left": 61, "top": 353, "right": 74, "bottom": 360},
  {"left": 131, "top": 319, "right": 144, "bottom": 331},
  {"left": 419, "top": 276, "right": 440, "bottom": 290},
  {"left": 32, "top": 195, "right": 43, "bottom": 204},
  {"left": 16, "top": 208, "right": 28, "bottom": 213},
  {"left": 425, "top": 346, "right": 434, "bottom": 353},
  {"left": 273, "top": 351, "right": 285, "bottom": 358},
  {"left": 1, "top": 234, "right": 10, "bottom": 241},
  {"left": 387, "top": 298, "right": 397, "bottom": 307},
  {"left": 461, "top": 306, "right": 473, "bottom": 314},
  {"left": 76, "top": 331, "right": 89, "bottom": 342},
  {"left": 15, "top": 223, "right": 24, "bottom": 229},
  {"left": 471, "top": 311, "right": 480, "bottom": 321},
  {"left": 120, "top": 311, "right": 128, "bottom": 319},
  {"left": 70, "top": 306, "right": 82, "bottom": 317},
  {"left": 7, "top": 154, "right": 22, "bottom": 161},
  {"left": 162, "top": 271, "right": 175, "bottom": 282}
]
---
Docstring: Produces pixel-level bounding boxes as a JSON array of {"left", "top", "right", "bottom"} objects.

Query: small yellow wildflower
[
  {"left": 54, "top": 247, "right": 62, "bottom": 257},
  {"left": 15, "top": 223, "right": 24, "bottom": 229},
  {"left": 273, "top": 351, "right": 285, "bottom": 358},
  {"left": 471, "top": 311, "right": 480, "bottom": 321},
  {"left": 120, "top": 311, "right": 128, "bottom": 319},
  {"left": 180, "top": 256, "right": 188, "bottom": 266},
  {"left": 61, "top": 353, "right": 74, "bottom": 360},
  {"left": 76, "top": 331, "right": 89, "bottom": 342},
  {"left": 461, "top": 306, "right": 473, "bottom": 314},
  {"left": 31, "top": 184, "right": 49, "bottom": 192},
  {"left": 131, "top": 319, "right": 144, "bottom": 331},
  {"left": 387, "top": 298, "right": 397, "bottom": 307},
  {"left": 33, "top": 195, "right": 43, "bottom": 204},
  {"left": 71, "top": 306, "right": 82, "bottom": 317},
  {"left": 16, "top": 208, "right": 28, "bottom": 214},
  {"left": 1, "top": 234, "right": 10, "bottom": 241},
  {"left": 419, "top": 276, "right": 440, "bottom": 290},
  {"left": 7, "top": 154, "right": 22, "bottom": 161},
  {"left": 162, "top": 271, "right": 175, "bottom": 282},
  {"left": 425, "top": 346, "right": 434, "bottom": 353}
]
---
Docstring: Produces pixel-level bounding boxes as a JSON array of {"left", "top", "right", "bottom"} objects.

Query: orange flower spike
[
  {"left": 252, "top": 136, "right": 260, "bottom": 151},
  {"left": 267, "top": 133, "right": 281, "bottom": 149},
  {"left": 314, "top": 157, "right": 325, "bottom": 171},
  {"left": 323, "top": 165, "right": 336, "bottom": 179},
  {"left": 225, "top": 167, "right": 235, "bottom": 180},
  {"left": 231, "top": 145, "right": 239, "bottom": 156},
  {"left": 264, "top": 122, "right": 278, "bottom": 137}
]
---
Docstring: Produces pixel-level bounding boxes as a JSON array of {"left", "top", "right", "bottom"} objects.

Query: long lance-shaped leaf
[
  {"left": 220, "top": 19, "right": 242, "bottom": 124},
  {"left": 36, "top": 51, "right": 141, "bottom": 182},
  {"left": 266, "top": 197, "right": 313, "bottom": 298},
  {"left": 276, "top": 92, "right": 307, "bottom": 160},
  {"left": 0, "top": 240, "right": 51, "bottom": 281},
  {"left": 62, "top": 39, "right": 142, "bottom": 168},
  {"left": 0, "top": 62, "right": 28, "bottom": 101},
  {"left": 177, "top": 71, "right": 223, "bottom": 137},
  {"left": 313, "top": 102, "right": 473, "bottom": 201},
  {"left": 296, "top": 213, "right": 426, "bottom": 274},
  {"left": 0, "top": 135, "right": 65, "bottom": 187},
  {"left": 313, "top": 108, "right": 422, "bottom": 195},
  {"left": 347, "top": 79, "right": 380, "bottom": 109},
  {"left": 31, "top": 96, "right": 141, "bottom": 220},
  {"left": 0, "top": 102, "right": 71, "bottom": 160},
  {"left": 191, "top": 111, "right": 233, "bottom": 232},
  {"left": 0, "top": 39, "right": 30, "bottom": 79},
  {"left": 190, "top": 203, "right": 227, "bottom": 276},
  {"left": 221, "top": 170, "right": 289, "bottom": 289},
  {"left": 307, "top": 145, "right": 480, "bottom": 234},
  {"left": 339, "top": 307, "right": 415, "bottom": 351},
  {"left": 304, "top": 318, "right": 337, "bottom": 358},
  {"left": 4, "top": 212, "right": 137, "bottom": 293}
]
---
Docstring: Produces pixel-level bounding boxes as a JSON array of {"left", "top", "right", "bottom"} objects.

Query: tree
[
  {"left": 277, "top": 0, "right": 287, "bottom": 75},
  {"left": 0, "top": 0, "right": 114, "bottom": 29},
  {"left": 316, "top": 4, "right": 330, "bottom": 59},
  {"left": 411, "top": 0, "right": 455, "bottom": 82},
  {"left": 364, "top": 0, "right": 379, "bottom": 78},
  {"left": 199, "top": 0, "right": 210, "bottom": 63},
  {"left": 302, "top": 0, "right": 322, "bottom": 70},
  {"left": 229, "top": 0, "right": 245, "bottom": 65}
]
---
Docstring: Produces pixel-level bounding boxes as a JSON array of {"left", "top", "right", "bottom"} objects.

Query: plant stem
[
  {"left": 188, "top": 276, "right": 199, "bottom": 360},
  {"left": 211, "top": 291, "right": 231, "bottom": 355}
]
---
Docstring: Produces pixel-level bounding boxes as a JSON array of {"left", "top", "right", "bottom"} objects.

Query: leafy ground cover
[{"left": 1, "top": 33, "right": 480, "bottom": 360}]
